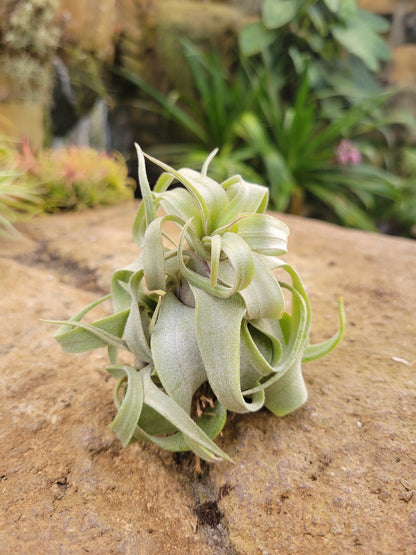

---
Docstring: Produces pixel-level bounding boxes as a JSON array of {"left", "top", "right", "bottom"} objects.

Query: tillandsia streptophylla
[{"left": 49, "top": 145, "right": 345, "bottom": 462}]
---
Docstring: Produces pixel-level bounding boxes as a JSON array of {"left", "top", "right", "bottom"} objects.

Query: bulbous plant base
[{"left": 49, "top": 146, "right": 344, "bottom": 462}]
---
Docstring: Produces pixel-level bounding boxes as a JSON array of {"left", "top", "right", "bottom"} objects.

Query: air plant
[
  {"left": 49, "top": 145, "right": 345, "bottom": 462},
  {"left": 19, "top": 145, "right": 135, "bottom": 212}
]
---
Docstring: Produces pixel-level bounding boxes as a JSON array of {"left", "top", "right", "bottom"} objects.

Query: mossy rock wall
[
  {"left": 110, "top": 0, "right": 248, "bottom": 153},
  {"left": 114, "top": 0, "right": 247, "bottom": 94},
  {"left": 114, "top": 0, "right": 160, "bottom": 79},
  {"left": 0, "top": 101, "right": 44, "bottom": 150},
  {"left": 155, "top": 0, "right": 245, "bottom": 95},
  {"left": 57, "top": 0, "right": 117, "bottom": 61}
]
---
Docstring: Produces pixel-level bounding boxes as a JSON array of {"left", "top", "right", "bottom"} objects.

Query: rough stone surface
[
  {"left": 357, "top": 0, "right": 414, "bottom": 14},
  {"left": 1, "top": 202, "right": 415, "bottom": 554},
  {"left": 390, "top": 45, "right": 416, "bottom": 85},
  {"left": 57, "top": 0, "right": 116, "bottom": 60}
]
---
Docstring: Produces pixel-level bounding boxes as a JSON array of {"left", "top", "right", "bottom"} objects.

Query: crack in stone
[
  {"left": 191, "top": 471, "right": 237, "bottom": 555},
  {"left": 165, "top": 452, "right": 238, "bottom": 554},
  {"left": 14, "top": 241, "right": 105, "bottom": 293}
]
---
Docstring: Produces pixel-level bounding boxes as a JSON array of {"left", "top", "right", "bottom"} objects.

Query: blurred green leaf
[
  {"left": 332, "top": 10, "right": 391, "bottom": 72},
  {"left": 262, "top": 0, "right": 299, "bottom": 30},
  {"left": 239, "top": 21, "right": 277, "bottom": 57},
  {"left": 323, "top": 0, "right": 357, "bottom": 19}
]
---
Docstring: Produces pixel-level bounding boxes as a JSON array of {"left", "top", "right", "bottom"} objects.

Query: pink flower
[{"left": 335, "top": 140, "right": 362, "bottom": 166}]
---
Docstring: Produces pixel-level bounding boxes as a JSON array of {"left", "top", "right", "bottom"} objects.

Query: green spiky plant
[
  {"left": 49, "top": 145, "right": 345, "bottom": 462},
  {"left": 0, "top": 134, "right": 40, "bottom": 237}
]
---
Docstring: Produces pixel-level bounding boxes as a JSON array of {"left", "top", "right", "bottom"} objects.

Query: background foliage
[
  {"left": 117, "top": 0, "right": 415, "bottom": 234},
  {"left": 0, "top": 0, "right": 415, "bottom": 237}
]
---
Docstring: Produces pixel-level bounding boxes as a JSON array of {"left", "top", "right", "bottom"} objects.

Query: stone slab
[
  {"left": 1, "top": 203, "right": 415, "bottom": 553},
  {"left": 0, "top": 257, "right": 211, "bottom": 554},
  {"left": 212, "top": 213, "right": 416, "bottom": 554}
]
